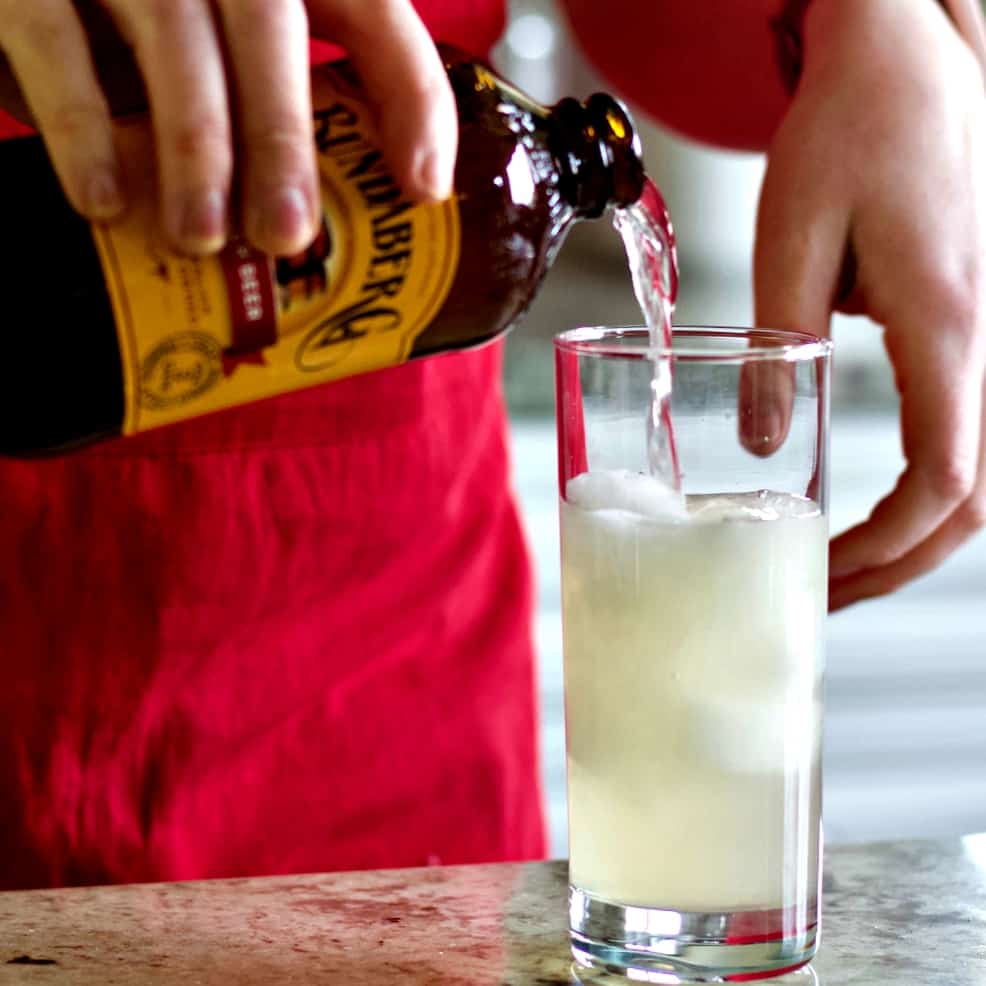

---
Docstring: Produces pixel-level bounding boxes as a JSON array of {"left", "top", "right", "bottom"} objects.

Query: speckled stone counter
[{"left": 2, "top": 835, "right": 984, "bottom": 984}]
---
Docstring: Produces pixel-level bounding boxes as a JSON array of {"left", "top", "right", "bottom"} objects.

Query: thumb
[{"left": 742, "top": 124, "right": 847, "bottom": 456}]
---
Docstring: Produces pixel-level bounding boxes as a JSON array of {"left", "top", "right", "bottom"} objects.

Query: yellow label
[{"left": 92, "top": 73, "right": 460, "bottom": 434}]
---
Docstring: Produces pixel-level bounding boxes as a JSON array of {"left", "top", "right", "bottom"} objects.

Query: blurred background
[{"left": 492, "top": 0, "right": 986, "bottom": 858}]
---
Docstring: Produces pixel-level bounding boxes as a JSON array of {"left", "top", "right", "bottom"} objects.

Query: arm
[{"left": 757, "top": 0, "right": 985, "bottom": 609}]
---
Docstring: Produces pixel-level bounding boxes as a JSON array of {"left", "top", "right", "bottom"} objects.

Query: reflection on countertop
[{"left": 1, "top": 835, "right": 984, "bottom": 984}]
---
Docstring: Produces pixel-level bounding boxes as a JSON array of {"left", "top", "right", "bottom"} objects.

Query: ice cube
[
  {"left": 688, "top": 490, "right": 821, "bottom": 523},
  {"left": 566, "top": 469, "right": 688, "bottom": 522},
  {"left": 682, "top": 688, "right": 821, "bottom": 775}
]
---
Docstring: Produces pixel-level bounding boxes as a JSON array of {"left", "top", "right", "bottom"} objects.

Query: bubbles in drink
[
  {"left": 613, "top": 178, "right": 681, "bottom": 490},
  {"left": 561, "top": 473, "right": 825, "bottom": 910}
]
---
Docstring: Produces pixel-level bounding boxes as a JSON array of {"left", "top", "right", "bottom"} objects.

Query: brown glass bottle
[{"left": 0, "top": 46, "right": 644, "bottom": 456}]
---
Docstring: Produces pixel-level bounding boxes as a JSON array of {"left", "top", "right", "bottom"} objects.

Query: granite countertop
[{"left": 1, "top": 835, "right": 984, "bottom": 985}]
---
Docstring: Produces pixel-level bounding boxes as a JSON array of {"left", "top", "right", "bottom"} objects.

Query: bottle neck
[{"left": 549, "top": 94, "right": 645, "bottom": 219}]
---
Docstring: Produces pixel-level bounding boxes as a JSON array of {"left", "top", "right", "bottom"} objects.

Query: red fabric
[
  {"left": 558, "top": 0, "right": 791, "bottom": 151},
  {"left": 0, "top": 0, "right": 805, "bottom": 892},
  {"left": 0, "top": 1, "right": 549, "bottom": 891}
]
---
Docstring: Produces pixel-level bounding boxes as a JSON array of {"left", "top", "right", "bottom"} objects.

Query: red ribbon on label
[{"left": 220, "top": 238, "right": 278, "bottom": 356}]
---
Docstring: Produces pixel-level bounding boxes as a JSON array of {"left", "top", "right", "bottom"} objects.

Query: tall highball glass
[{"left": 556, "top": 326, "right": 832, "bottom": 982}]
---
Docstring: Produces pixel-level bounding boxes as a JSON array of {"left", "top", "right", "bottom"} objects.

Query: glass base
[{"left": 569, "top": 886, "right": 817, "bottom": 983}]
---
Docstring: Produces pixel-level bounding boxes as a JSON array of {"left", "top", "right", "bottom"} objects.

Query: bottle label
[{"left": 92, "top": 70, "right": 460, "bottom": 434}]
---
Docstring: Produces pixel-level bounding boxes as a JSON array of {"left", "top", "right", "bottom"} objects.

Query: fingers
[
  {"left": 829, "top": 312, "right": 985, "bottom": 579},
  {"left": 829, "top": 503, "right": 984, "bottom": 609},
  {"left": 753, "top": 107, "right": 850, "bottom": 339},
  {"left": 3, "top": 0, "right": 454, "bottom": 257},
  {"left": 73, "top": 0, "right": 149, "bottom": 118},
  {"left": 106, "top": 0, "right": 233, "bottom": 255},
  {"left": 745, "top": 114, "right": 848, "bottom": 455},
  {"left": 0, "top": 0, "right": 123, "bottom": 219},
  {"left": 738, "top": 358, "right": 796, "bottom": 457},
  {"left": 216, "top": 0, "right": 319, "bottom": 255},
  {"left": 830, "top": 373, "right": 986, "bottom": 609},
  {"left": 309, "top": 0, "right": 457, "bottom": 201}
]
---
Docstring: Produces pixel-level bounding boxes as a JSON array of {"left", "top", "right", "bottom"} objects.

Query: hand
[
  {"left": 0, "top": 0, "right": 457, "bottom": 256},
  {"left": 752, "top": 0, "right": 986, "bottom": 610}
]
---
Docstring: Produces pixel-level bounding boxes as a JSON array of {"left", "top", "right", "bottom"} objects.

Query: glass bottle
[{"left": 0, "top": 46, "right": 645, "bottom": 455}]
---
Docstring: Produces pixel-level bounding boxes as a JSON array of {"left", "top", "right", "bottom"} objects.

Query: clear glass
[{"left": 556, "top": 326, "right": 832, "bottom": 983}]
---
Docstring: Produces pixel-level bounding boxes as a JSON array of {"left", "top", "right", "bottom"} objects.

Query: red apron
[{"left": 0, "top": 1, "right": 546, "bottom": 890}]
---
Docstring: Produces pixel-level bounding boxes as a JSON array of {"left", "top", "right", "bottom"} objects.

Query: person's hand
[
  {"left": 0, "top": 0, "right": 457, "bottom": 256},
  {"left": 752, "top": 0, "right": 986, "bottom": 610}
]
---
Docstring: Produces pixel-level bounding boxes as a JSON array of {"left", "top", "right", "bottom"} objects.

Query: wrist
[{"left": 771, "top": 0, "right": 972, "bottom": 95}]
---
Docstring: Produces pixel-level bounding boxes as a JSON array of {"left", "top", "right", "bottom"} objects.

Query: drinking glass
[{"left": 556, "top": 326, "right": 832, "bottom": 982}]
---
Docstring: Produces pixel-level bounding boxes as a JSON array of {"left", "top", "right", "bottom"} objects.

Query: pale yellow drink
[{"left": 562, "top": 470, "right": 825, "bottom": 914}]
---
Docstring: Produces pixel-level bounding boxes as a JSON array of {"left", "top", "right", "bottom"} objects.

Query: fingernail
[
  {"left": 250, "top": 185, "right": 313, "bottom": 253},
  {"left": 86, "top": 166, "right": 124, "bottom": 219},
  {"left": 759, "top": 408, "right": 784, "bottom": 445},
  {"left": 415, "top": 148, "right": 453, "bottom": 201},
  {"left": 180, "top": 188, "right": 227, "bottom": 253},
  {"left": 743, "top": 407, "right": 785, "bottom": 457}
]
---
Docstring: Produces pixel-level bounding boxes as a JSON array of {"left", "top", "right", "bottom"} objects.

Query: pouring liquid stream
[{"left": 613, "top": 178, "right": 682, "bottom": 491}]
